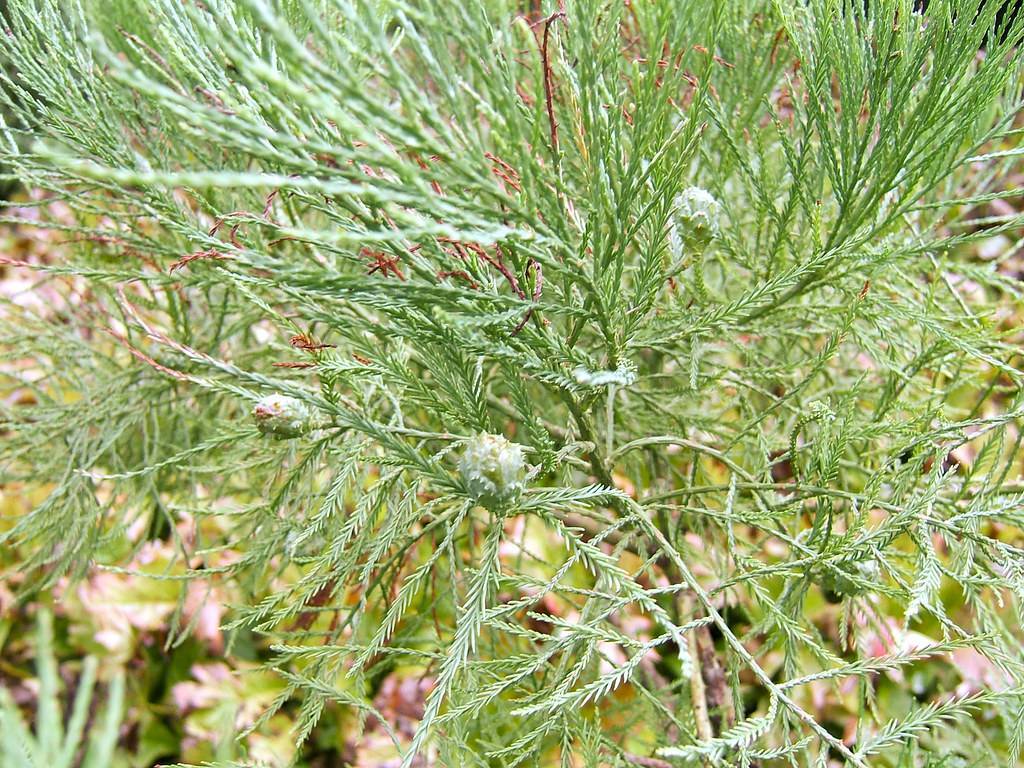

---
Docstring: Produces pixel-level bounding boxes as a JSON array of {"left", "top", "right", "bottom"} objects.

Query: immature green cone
[
  {"left": 459, "top": 433, "right": 526, "bottom": 507},
  {"left": 252, "top": 394, "right": 313, "bottom": 439},
  {"left": 819, "top": 558, "right": 880, "bottom": 602},
  {"left": 671, "top": 186, "right": 721, "bottom": 251}
]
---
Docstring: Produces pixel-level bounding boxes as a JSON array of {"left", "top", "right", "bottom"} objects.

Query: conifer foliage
[{"left": 2, "top": 0, "right": 1024, "bottom": 764}]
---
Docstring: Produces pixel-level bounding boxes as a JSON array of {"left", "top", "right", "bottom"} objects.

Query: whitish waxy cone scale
[
  {"left": 252, "top": 394, "right": 313, "bottom": 439},
  {"left": 459, "top": 433, "right": 526, "bottom": 508},
  {"left": 671, "top": 186, "right": 721, "bottom": 252}
]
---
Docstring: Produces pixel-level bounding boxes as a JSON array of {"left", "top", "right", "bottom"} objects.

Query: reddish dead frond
[
  {"left": 437, "top": 269, "right": 480, "bottom": 289},
  {"left": 485, "top": 152, "right": 522, "bottom": 192},
  {"left": 168, "top": 249, "right": 229, "bottom": 273},
  {"left": 290, "top": 333, "right": 336, "bottom": 351},
  {"left": 413, "top": 154, "right": 444, "bottom": 196},
  {"left": 362, "top": 248, "right": 406, "bottom": 280}
]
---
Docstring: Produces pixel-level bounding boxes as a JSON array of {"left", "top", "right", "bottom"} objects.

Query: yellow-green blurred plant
[{"left": 0, "top": 610, "right": 126, "bottom": 768}]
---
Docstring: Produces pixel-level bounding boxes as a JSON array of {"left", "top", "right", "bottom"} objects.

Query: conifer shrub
[{"left": 2, "top": 1, "right": 1024, "bottom": 764}]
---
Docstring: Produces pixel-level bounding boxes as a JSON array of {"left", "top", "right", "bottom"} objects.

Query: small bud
[
  {"left": 253, "top": 394, "right": 313, "bottom": 439},
  {"left": 671, "top": 186, "right": 721, "bottom": 251},
  {"left": 459, "top": 433, "right": 527, "bottom": 507}
]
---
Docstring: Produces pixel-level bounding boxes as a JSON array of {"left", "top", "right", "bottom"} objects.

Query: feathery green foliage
[{"left": 1, "top": 0, "right": 1024, "bottom": 764}]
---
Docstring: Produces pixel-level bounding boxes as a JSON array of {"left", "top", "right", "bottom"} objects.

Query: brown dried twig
[
  {"left": 105, "top": 327, "right": 190, "bottom": 382},
  {"left": 510, "top": 259, "right": 542, "bottom": 337},
  {"left": 531, "top": 6, "right": 567, "bottom": 155}
]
